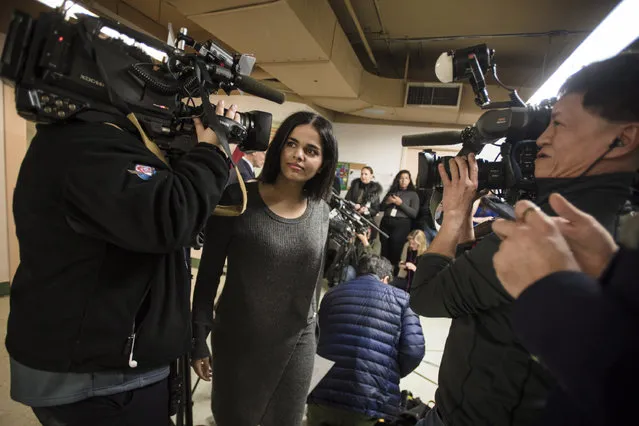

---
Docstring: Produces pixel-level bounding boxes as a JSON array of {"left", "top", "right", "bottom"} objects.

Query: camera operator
[
  {"left": 340, "top": 228, "right": 382, "bottom": 283},
  {"left": 6, "top": 100, "right": 237, "bottom": 426},
  {"left": 492, "top": 195, "right": 638, "bottom": 426},
  {"left": 410, "top": 52, "right": 639, "bottom": 426}
]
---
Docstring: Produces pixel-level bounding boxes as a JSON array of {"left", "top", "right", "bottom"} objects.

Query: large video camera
[
  {"left": 324, "top": 192, "right": 387, "bottom": 287},
  {"left": 0, "top": 8, "right": 285, "bottom": 160},
  {"left": 403, "top": 44, "right": 553, "bottom": 204}
]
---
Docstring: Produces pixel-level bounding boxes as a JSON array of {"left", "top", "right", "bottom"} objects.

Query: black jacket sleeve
[
  {"left": 397, "top": 191, "right": 419, "bottom": 219},
  {"left": 368, "top": 185, "right": 382, "bottom": 218},
  {"left": 63, "top": 125, "right": 229, "bottom": 253},
  {"left": 410, "top": 233, "right": 513, "bottom": 318},
  {"left": 345, "top": 180, "right": 358, "bottom": 203},
  {"left": 512, "top": 249, "right": 639, "bottom": 426},
  {"left": 191, "top": 214, "right": 236, "bottom": 359}
]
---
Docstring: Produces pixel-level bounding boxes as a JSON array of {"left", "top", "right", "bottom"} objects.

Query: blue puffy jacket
[{"left": 308, "top": 274, "right": 425, "bottom": 419}]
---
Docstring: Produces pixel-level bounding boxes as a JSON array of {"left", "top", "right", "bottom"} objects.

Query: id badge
[{"left": 390, "top": 208, "right": 397, "bottom": 217}]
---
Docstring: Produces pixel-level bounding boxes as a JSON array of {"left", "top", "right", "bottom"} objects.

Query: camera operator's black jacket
[
  {"left": 409, "top": 173, "right": 635, "bottom": 426},
  {"left": 6, "top": 121, "right": 229, "bottom": 373}
]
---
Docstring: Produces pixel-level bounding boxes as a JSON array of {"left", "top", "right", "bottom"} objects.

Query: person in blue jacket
[{"left": 307, "top": 254, "right": 425, "bottom": 425}]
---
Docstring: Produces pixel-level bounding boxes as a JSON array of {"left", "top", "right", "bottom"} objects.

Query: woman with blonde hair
[{"left": 397, "top": 230, "right": 428, "bottom": 292}]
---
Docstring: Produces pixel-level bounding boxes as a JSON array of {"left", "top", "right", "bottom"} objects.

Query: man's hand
[
  {"left": 426, "top": 155, "right": 478, "bottom": 258},
  {"left": 193, "top": 100, "right": 242, "bottom": 150},
  {"left": 440, "top": 155, "right": 479, "bottom": 217},
  {"left": 548, "top": 193, "right": 619, "bottom": 278},
  {"left": 191, "top": 357, "right": 212, "bottom": 381},
  {"left": 492, "top": 200, "right": 581, "bottom": 299}
]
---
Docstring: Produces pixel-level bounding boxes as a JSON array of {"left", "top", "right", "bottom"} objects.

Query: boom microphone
[
  {"left": 235, "top": 74, "right": 286, "bottom": 105},
  {"left": 401, "top": 131, "right": 463, "bottom": 147}
]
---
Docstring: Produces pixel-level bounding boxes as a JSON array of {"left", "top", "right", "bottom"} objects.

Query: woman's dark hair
[
  {"left": 384, "top": 170, "right": 416, "bottom": 199},
  {"left": 362, "top": 166, "right": 374, "bottom": 175},
  {"left": 260, "top": 111, "right": 339, "bottom": 200}
]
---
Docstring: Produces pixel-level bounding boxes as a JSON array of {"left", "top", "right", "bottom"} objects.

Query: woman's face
[
  {"left": 279, "top": 124, "right": 324, "bottom": 185},
  {"left": 398, "top": 173, "right": 411, "bottom": 190},
  {"left": 408, "top": 237, "right": 419, "bottom": 251},
  {"left": 360, "top": 169, "right": 372, "bottom": 184}
]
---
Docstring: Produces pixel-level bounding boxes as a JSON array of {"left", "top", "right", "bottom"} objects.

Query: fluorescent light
[
  {"left": 34, "top": 0, "right": 167, "bottom": 61},
  {"left": 528, "top": 0, "right": 639, "bottom": 105}
]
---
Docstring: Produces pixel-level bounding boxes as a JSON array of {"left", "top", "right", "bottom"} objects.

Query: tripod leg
[{"left": 182, "top": 355, "right": 194, "bottom": 426}]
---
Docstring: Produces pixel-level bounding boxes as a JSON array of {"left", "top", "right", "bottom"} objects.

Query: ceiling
[
  {"left": 2, "top": 0, "right": 628, "bottom": 127},
  {"left": 327, "top": 0, "right": 620, "bottom": 89}
]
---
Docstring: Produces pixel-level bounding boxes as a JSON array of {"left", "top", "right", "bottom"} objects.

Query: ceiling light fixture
[{"left": 527, "top": 0, "right": 639, "bottom": 105}]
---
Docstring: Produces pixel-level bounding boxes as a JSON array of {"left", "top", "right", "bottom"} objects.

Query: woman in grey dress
[{"left": 191, "top": 111, "right": 338, "bottom": 426}]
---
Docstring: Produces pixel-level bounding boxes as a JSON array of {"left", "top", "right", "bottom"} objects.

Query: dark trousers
[
  {"left": 306, "top": 404, "right": 378, "bottom": 426},
  {"left": 380, "top": 216, "right": 412, "bottom": 268},
  {"left": 32, "top": 378, "right": 169, "bottom": 426}
]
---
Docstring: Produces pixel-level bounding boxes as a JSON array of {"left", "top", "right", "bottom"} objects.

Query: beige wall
[{"left": 333, "top": 122, "right": 460, "bottom": 192}]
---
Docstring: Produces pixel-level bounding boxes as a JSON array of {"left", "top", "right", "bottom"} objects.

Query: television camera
[
  {"left": 0, "top": 7, "right": 286, "bottom": 161},
  {"left": 404, "top": 44, "right": 553, "bottom": 205},
  {"left": 324, "top": 191, "right": 388, "bottom": 287}
]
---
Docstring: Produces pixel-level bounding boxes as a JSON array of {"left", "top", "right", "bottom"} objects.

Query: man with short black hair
[
  {"left": 307, "top": 254, "right": 425, "bottom": 425},
  {"left": 410, "top": 52, "right": 639, "bottom": 426}
]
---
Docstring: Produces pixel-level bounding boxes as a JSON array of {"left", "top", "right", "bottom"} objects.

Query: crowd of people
[{"left": 4, "top": 46, "right": 638, "bottom": 426}]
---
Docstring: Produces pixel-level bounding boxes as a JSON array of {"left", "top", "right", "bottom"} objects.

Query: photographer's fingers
[
  {"left": 468, "top": 153, "right": 479, "bottom": 185},
  {"left": 193, "top": 117, "right": 205, "bottom": 134},
  {"left": 225, "top": 104, "right": 238, "bottom": 120},
  {"left": 448, "top": 157, "right": 460, "bottom": 182},
  {"left": 438, "top": 163, "right": 451, "bottom": 187},
  {"left": 549, "top": 193, "right": 592, "bottom": 225},
  {"left": 215, "top": 100, "right": 225, "bottom": 116},
  {"left": 234, "top": 112, "right": 242, "bottom": 124},
  {"left": 514, "top": 200, "right": 556, "bottom": 236},
  {"left": 492, "top": 218, "right": 517, "bottom": 240},
  {"left": 454, "top": 156, "right": 468, "bottom": 182}
]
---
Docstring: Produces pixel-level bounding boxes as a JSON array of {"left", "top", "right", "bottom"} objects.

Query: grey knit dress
[{"left": 192, "top": 182, "right": 329, "bottom": 426}]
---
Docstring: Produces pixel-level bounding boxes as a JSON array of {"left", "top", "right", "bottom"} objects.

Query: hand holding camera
[
  {"left": 193, "top": 100, "right": 242, "bottom": 152},
  {"left": 439, "top": 154, "right": 479, "bottom": 220}
]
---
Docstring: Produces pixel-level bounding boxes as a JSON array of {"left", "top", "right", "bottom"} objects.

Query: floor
[{"left": 0, "top": 256, "right": 452, "bottom": 426}]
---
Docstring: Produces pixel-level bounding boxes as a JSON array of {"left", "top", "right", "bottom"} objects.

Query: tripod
[{"left": 172, "top": 355, "right": 195, "bottom": 426}]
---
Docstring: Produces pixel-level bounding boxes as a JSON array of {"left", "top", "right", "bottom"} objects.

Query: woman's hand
[
  {"left": 191, "top": 357, "right": 212, "bottom": 381},
  {"left": 405, "top": 261, "right": 417, "bottom": 272},
  {"left": 392, "top": 195, "right": 403, "bottom": 206}
]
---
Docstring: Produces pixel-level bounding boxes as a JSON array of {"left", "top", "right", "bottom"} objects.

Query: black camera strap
[{"left": 195, "top": 61, "right": 248, "bottom": 216}]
